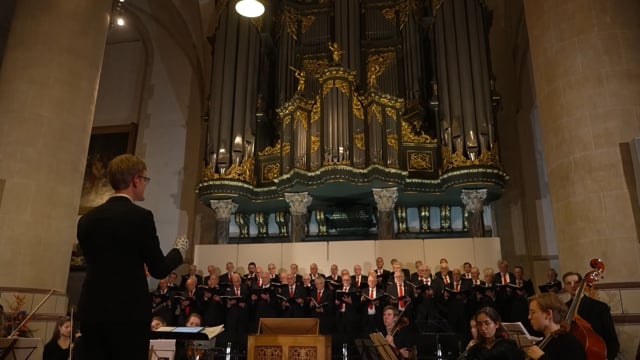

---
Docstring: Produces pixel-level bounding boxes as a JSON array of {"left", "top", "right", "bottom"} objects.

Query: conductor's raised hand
[{"left": 173, "top": 234, "right": 190, "bottom": 258}]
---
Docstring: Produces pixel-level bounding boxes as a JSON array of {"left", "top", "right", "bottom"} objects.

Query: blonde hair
[
  {"left": 530, "top": 293, "right": 568, "bottom": 327},
  {"left": 107, "top": 154, "right": 146, "bottom": 191}
]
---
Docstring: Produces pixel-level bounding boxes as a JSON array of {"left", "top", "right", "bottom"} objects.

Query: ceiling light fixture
[
  {"left": 235, "top": 0, "right": 265, "bottom": 18},
  {"left": 110, "top": 0, "right": 126, "bottom": 28}
]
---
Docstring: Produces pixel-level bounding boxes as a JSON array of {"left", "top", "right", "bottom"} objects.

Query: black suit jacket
[
  {"left": 351, "top": 274, "right": 367, "bottom": 289},
  {"left": 181, "top": 274, "right": 203, "bottom": 288},
  {"left": 77, "top": 196, "right": 182, "bottom": 322},
  {"left": 493, "top": 272, "right": 516, "bottom": 285},
  {"left": 374, "top": 268, "right": 392, "bottom": 285}
]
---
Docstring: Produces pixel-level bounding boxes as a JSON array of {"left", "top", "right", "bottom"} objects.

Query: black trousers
[{"left": 80, "top": 320, "right": 150, "bottom": 360}]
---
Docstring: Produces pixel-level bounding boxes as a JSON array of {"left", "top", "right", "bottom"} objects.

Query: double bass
[{"left": 565, "top": 258, "right": 607, "bottom": 360}]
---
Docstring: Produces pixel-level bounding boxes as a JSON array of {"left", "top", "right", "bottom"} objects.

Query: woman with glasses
[
  {"left": 524, "top": 293, "right": 586, "bottom": 360},
  {"left": 462, "top": 307, "right": 522, "bottom": 360}
]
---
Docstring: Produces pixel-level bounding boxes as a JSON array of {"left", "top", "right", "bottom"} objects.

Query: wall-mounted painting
[{"left": 79, "top": 123, "right": 137, "bottom": 214}]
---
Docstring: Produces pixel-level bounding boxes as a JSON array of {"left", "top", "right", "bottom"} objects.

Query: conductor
[{"left": 77, "top": 154, "right": 189, "bottom": 360}]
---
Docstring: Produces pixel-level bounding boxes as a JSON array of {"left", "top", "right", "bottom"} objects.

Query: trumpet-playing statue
[{"left": 289, "top": 66, "right": 305, "bottom": 92}]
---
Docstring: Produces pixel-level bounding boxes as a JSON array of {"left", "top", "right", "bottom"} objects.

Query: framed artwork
[{"left": 79, "top": 123, "right": 137, "bottom": 214}]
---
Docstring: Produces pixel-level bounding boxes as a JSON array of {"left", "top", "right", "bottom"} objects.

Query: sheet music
[{"left": 502, "top": 322, "right": 542, "bottom": 347}]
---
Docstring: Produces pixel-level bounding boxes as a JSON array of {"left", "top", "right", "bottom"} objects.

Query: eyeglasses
[
  {"left": 476, "top": 320, "right": 495, "bottom": 327},
  {"left": 138, "top": 175, "right": 151, "bottom": 184}
]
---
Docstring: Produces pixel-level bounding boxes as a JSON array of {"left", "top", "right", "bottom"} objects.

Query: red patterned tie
[
  {"left": 455, "top": 282, "right": 459, "bottom": 291},
  {"left": 503, "top": 274, "right": 507, "bottom": 285},
  {"left": 398, "top": 284, "right": 405, "bottom": 309},
  {"left": 369, "top": 289, "right": 374, "bottom": 310},
  {"left": 290, "top": 286, "right": 294, "bottom": 297},
  {"left": 341, "top": 287, "right": 347, "bottom": 311},
  {"left": 317, "top": 290, "right": 321, "bottom": 303}
]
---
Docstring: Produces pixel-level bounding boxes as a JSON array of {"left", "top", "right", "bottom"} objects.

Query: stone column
[
  {"left": 373, "top": 187, "right": 398, "bottom": 239},
  {"left": 284, "top": 192, "right": 312, "bottom": 242},
  {"left": 461, "top": 189, "right": 487, "bottom": 237},
  {"left": 0, "top": 0, "right": 111, "bottom": 351},
  {"left": 0, "top": 0, "right": 112, "bottom": 287},
  {"left": 523, "top": 0, "right": 640, "bottom": 280},
  {"left": 210, "top": 200, "right": 238, "bottom": 244}
]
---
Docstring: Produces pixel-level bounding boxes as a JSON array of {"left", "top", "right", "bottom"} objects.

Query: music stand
[
  {"left": 149, "top": 339, "right": 175, "bottom": 360},
  {"left": 417, "top": 332, "right": 460, "bottom": 360},
  {"left": 354, "top": 338, "right": 380, "bottom": 360},
  {"left": 0, "top": 338, "right": 40, "bottom": 360}
]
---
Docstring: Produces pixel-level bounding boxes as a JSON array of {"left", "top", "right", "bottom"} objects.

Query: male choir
[{"left": 149, "top": 257, "right": 619, "bottom": 359}]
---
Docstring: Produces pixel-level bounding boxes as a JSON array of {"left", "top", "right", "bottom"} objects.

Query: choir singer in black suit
[{"left": 77, "top": 154, "right": 188, "bottom": 360}]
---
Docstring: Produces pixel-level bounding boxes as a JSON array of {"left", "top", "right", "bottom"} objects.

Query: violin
[{"left": 565, "top": 258, "right": 607, "bottom": 360}]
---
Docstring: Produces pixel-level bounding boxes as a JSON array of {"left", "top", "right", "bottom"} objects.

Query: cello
[{"left": 565, "top": 258, "right": 608, "bottom": 360}]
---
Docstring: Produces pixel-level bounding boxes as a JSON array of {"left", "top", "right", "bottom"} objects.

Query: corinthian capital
[
  {"left": 209, "top": 199, "right": 238, "bottom": 220},
  {"left": 285, "top": 192, "right": 313, "bottom": 215},
  {"left": 460, "top": 189, "right": 487, "bottom": 213},
  {"left": 372, "top": 187, "right": 398, "bottom": 211}
]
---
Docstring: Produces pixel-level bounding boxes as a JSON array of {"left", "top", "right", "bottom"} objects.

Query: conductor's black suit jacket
[{"left": 77, "top": 196, "right": 183, "bottom": 323}]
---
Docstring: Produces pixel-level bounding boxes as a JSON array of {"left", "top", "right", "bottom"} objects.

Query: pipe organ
[{"left": 197, "top": 0, "right": 508, "bottom": 242}]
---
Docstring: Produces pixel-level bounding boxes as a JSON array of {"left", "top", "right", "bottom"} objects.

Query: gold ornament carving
[
  {"left": 397, "top": 0, "right": 418, "bottom": 30},
  {"left": 310, "top": 135, "right": 320, "bottom": 153},
  {"left": 258, "top": 140, "right": 282, "bottom": 156},
  {"left": 328, "top": 42, "right": 343, "bottom": 64},
  {"left": 263, "top": 163, "right": 280, "bottom": 181},
  {"left": 382, "top": 0, "right": 418, "bottom": 29},
  {"left": 203, "top": 157, "right": 255, "bottom": 184},
  {"left": 335, "top": 79, "right": 350, "bottom": 96},
  {"left": 290, "top": 66, "right": 306, "bottom": 92},
  {"left": 387, "top": 134, "right": 398, "bottom": 150},
  {"left": 322, "top": 81, "right": 332, "bottom": 97},
  {"left": 385, "top": 107, "right": 397, "bottom": 122},
  {"left": 311, "top": 95, "right": 321, "bottom": 123},
  {"left": 282, "top": 142, "right": 291, "bottom": 154},
  {"left": 203, "top": 162, "right": 215, "bottom": 180},
  {"left": 401, "top": 120, "right": 436, "bottom": 143},
  {"left": 440, "top": 142, "right": 501, "bottom": 171},
  {"left": 368, "top": 103, "right": 382, "bottom": 124},
  {"left": 367, "top": 53, "right": 395, "bottom": 87},
  {"left": 408, "top": 151, "right": 433, "bottom": 171},
  {"left": 382, "top": 8, "right": 396, "bottom": 24},
  {"left": 300, "top": 15, "right": 315, "bottom": 33},
  {"left": 283, "top": 7, "right": 298, "bottom": 40},
  {"left": 352, "top": 95, "right": 364, "bottom": 119},
  {"left": 354, "top": 133, "right": 365, "bottom": 150},
  {"left": 294, "top": 109, "right": 308, "bottom": 130}
]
